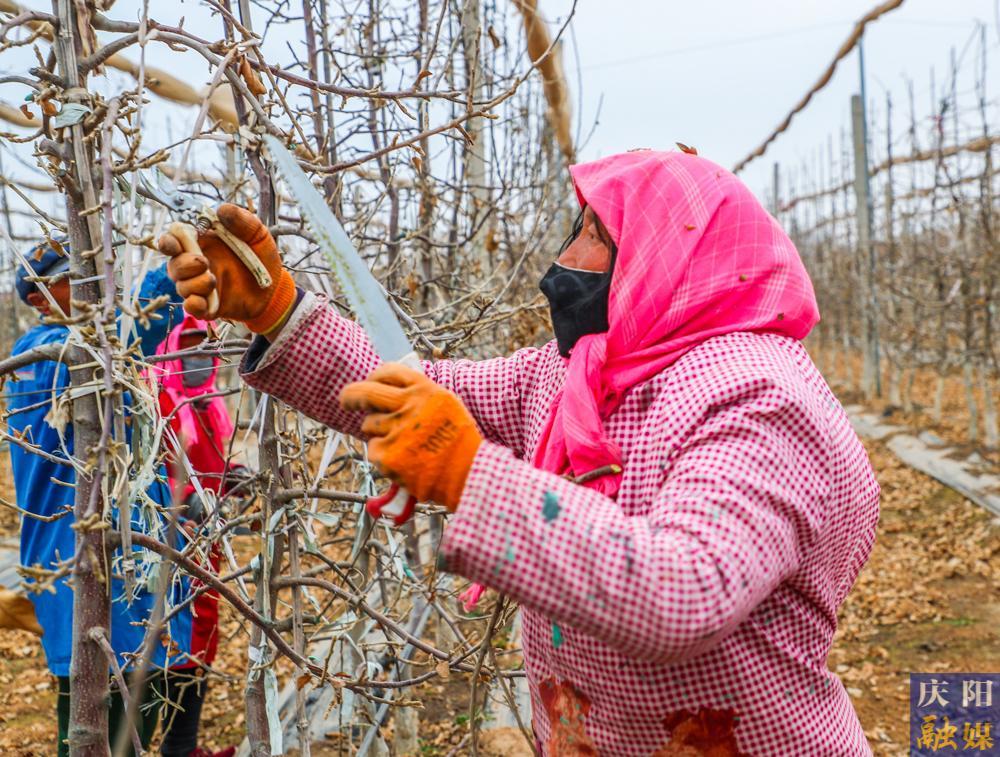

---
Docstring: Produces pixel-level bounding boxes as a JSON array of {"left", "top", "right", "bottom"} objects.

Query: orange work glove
[
  {"left": 157, "top": 204, "right": 296, "bottom": 334},
  {"left": 339, "top": 364, "right": 482, "bottom": 512},
  {"left": 0, "top": 589, "right": 42, "bottom": 635}
]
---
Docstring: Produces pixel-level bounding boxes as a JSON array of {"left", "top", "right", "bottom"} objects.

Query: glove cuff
[
  {"left": 437, "top": 431, "right": 482, "bottom": 512},
  {"left": 245, "top": 269, "right": 296, "bottom": 334}
]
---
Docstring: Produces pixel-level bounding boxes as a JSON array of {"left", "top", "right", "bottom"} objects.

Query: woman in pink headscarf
[
  {"left": 155, "top": 315, "right": 240, "bottom": 510},
  {"left": 161, "top": 150, "right": 880, "bottom": 755},
  {"left": 151, "top": 315, "right": 240, "bottom": 757}
]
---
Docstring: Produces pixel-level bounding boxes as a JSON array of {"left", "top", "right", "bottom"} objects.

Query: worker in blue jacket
[{"left": 4, "top": 239, "right": 195, "bottom": 756}]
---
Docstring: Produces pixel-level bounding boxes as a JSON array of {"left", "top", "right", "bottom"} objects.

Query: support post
[
  {"left": 851, "top": 89, "right": 880, "bottom": 399},
  {"left": 771, "top": 161, "right": 781, "bottom": 218}
]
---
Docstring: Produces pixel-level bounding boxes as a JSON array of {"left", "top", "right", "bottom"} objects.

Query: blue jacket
[{"left": 5, "top": 266, "right": 193, "bottom": 676}]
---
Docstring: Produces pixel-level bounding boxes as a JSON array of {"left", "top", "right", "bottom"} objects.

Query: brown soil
[
  {"left": 0, "top": 419, "right": 997, "bottom": 755},
  {"left": 830, "top": 444, "right": 1000, "bottom": 756}
]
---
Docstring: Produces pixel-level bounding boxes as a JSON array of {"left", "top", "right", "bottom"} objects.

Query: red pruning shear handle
[{"left": 365, "top": 483, "right": 416, "bottom": 526}]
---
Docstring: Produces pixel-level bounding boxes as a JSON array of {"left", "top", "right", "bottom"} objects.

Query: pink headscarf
[
  {"left": 532, "top": 150, "right": 820, "bottom": 497},
  {"left": 151, "top": 314, "right": 234, "bottom": 492}
]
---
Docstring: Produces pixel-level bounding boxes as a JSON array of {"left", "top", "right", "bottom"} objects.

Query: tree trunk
[
  {"left": 980, "top": 364, "right": 999, "bottom": 450},
  {"left": 887, "top": 359, "right": 902, "bottom": 407},
  {"left": 933, "top": 373, "right": 946, "bottom": 424},
  {"left": 394, "top": 707, "right": 420, "bottom": 755},
  {"left": 50, "top": 1, "right": 117, "bottom": 753},
  {"left": 962, "top": 361, "right": 979, "bottom": 444},
  {"left": 459, "top": 0, "right": 491, "bottom": 269},
  {"left": 902, "top": 367, "right": 915, "bottom": 414},
  {"left": 246, "top": 398, "right": 279, "bottom": 757}
]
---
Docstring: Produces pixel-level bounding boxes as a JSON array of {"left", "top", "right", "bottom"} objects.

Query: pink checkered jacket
[{"left": 241, "top": 291, "right": 879, "bottom": 756}]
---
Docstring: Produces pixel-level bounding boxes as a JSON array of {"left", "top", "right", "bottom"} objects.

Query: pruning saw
[{"left": 262, "top": 134, "right": 419, "bottom": 526}]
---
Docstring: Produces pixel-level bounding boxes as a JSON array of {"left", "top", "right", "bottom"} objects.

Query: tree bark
[{"left": 49, "top": 1, "right": 118, "bottom": 753}]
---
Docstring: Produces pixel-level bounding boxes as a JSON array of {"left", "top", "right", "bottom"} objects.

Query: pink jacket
[
  {"left": 240, "top": 292, "right": 879, "bottom": 755},
  {"left": 152, "top": 314, "right": 235, "bottom": 499},
  {"left": 151, "top": 314, "right": 232, "bottom": 666}
]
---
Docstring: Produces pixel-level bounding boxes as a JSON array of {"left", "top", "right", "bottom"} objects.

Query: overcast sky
[
  {"left": 1, "top": 0, "right": 996, "bottom": 213},
  {"left": 555, "top": 0, "right": 998, "bottom": 200}
]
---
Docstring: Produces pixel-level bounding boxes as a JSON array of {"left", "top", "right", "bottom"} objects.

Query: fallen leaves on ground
[
  {"left": 829, "top": 441, "right": 1000, "bottom": 757},
  {"left": 0, "top": 426, "right": 997, "bottom": 755}
]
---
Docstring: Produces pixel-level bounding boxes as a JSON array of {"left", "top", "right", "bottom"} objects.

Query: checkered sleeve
[
  {"left": 241, "top": 293, "right": 541, "bottom": 451},
  {"left": 440, "top": 379, "right": 831, "bottom": 664},
  {"left": 240, "top": 292, "right": 381, "bottom": 437},
  {"left": 422, "top": 350, "right": 543, "bottom": 458}
]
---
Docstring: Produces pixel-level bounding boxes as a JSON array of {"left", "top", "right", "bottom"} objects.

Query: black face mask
[
  {"left": 539, "top": 262, "right": 613, "bottom": 357},
  {"left": 181, "top": 355, "right": 215, "bottom": 389}
]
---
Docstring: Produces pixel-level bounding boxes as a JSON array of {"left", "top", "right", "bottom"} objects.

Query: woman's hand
[
  {"left": 339, "top": 363, "right": 482, "bottom": 511},
  {"left": 158, "top": 204, "right": 296, "bottom": 334}
]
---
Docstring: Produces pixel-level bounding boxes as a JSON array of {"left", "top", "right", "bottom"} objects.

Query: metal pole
[
  {"left": 772, "top": 161, "right": 781, "bottom": 218},
  {"left": 854, "top": 35, "right": 881, "bottom": 398}
]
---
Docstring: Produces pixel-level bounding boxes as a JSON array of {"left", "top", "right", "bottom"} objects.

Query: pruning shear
[{"left": 135, "top": 172, "right": 273, "bottom": 315}]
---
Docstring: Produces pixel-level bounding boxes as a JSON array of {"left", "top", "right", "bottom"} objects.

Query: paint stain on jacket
[
  {"left": 652, "top": 707, "right": 747, "bottom": 756},
  {"left": 542, "top": 490, "right": 561, "bottom": 522},
  {"left": 538, "top": 678, "right": 598, "bottom": 755},
  {"left": 551, "top": 623, "right": 564, "bottom": 649}
]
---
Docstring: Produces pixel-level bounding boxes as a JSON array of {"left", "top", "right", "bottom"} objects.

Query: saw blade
[{"left": 262, "top": 135, "right": 414, "bottom": 364}]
